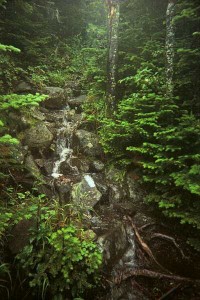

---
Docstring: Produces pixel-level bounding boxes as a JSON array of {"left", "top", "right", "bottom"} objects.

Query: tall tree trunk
[
  {"left": 106, "top": 0, "right": 120, "bottom": 117},
  {"left": 166, "top": 0, "right": 176, "bottom": 96}
]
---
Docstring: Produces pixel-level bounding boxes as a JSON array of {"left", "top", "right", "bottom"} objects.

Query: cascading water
[
  {"left": 109, "top": 224, "right": 141, "bottom": 300},
  {"left": 51, "top": 107, "right": 79, "bottom": 179}
]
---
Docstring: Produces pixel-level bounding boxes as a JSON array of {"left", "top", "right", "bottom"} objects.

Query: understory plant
[
  {"left": 99, "top": 65, "right": 200, "bottom": 250},
  {"left": 0, "top": 187, "right": 102, "bottom": 299}
]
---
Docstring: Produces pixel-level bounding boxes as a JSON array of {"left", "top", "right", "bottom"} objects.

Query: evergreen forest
[{"left": 0, "top": 0, "right": 200, "bottom": 299}]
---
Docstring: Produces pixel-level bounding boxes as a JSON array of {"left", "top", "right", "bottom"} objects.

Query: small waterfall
[{"left": 51, "top": 107, "right": 78, "bottom": 178}]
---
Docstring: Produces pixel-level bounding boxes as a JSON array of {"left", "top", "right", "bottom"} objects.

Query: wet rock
[
  {"left": 113, "top": 201, "right": 136, "bottom": 216},
  {"left": 44, "top": 111, "right": 65, "bottom": 123},
  {"left": 90, "top": 160, "right": 105, "bottom": 172},
  {"left": 115, "top": 225, "right": 136, "bottom": 270},
  {"left": 105, "top": 168, "right": 144, "bottom": 204},
  {"left": 71, "top": 174, "right": 102, "bottom": 209},
  {"left": 74, "top": 129, "right": 103, "bottom": 157},
  {"left": 64, "top": 79, "right": 81, "bottom": 95},
  {"left": 133, "top": 212, "right": 156, "bottom": 227},
  {"left": 106, "top": 167, "right": 128, "bottom": 203},
  {"left": 68, "top": 94, "right": 87, "bottom": 110},
  {"left": 70, "top": 157, "right": 90, "bottom": 173},
  {"left": 34, "top": 158, "right": 54, "bottom": 175},
  {"left": 23, "top": 123, "right": 54, "bottom": 149},
  {"left": 126, "top": 171, "right": 144, "bottom": 202},
  {"left": 65, "top": 110, "right": 83, "bottom": 123},
  {"left": 15, "top": 81, "right": 33, "bottom": 93},
  {"left": 44, "top": 160, "right": 54, "bottom": 175},
  {"left": 8, "top": 219, "right": 35, "bottom": 254},
  {"left": 34, "top": 158, "right": 44, "bottom": 168},
  {"left": 23, "top": 107, "right": 45, "bottom": 122},
  {"left": 108, "top": 183, "right": 128, "bottom": 203},
  {"left": 56, "top": 155, "right": 86, "bottom": 176},
  {"left": 98, "top": 222, "right": 128, "bottom": 268},
  {"left": 91, "top": 173, "right": 108, "bottom": 196},
  {"left": 59, "top": 158, "right": 81, "bottom": 175},
  {"left": 55, "top": 176, "right": 73, "bottom": 205},
  {"left": 44, "top": 121, "right": 57, "bottom": 137},
  {"left": 7, "top": 107, "right": 45, "bottom": 132},
  {"left": 24, "top": 154, "right": 43, "bottom": 180},
  {"left": 42, "top": 87, "right": 67, "bottom": 109},
  {"left": 104, "top": 282, "right": 149, "bottom": 300},
  {"left": 64, "top": 87, "right": 73, "bottom": 98},
  {"left": 0, "top": 143, "right": 24, "bottom": 167}
]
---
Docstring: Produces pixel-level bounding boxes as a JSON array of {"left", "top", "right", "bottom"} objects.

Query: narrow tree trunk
[
  {"left": 166, "top": 0, "right": 176, "bottom": 96},
  {"left": 106, "top": 0, "right": 120, "bottom": 116}
]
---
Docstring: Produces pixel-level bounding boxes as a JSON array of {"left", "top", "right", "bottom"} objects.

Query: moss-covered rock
[{"left": 23, "top": 122, "right": 53, "bottom": 149}]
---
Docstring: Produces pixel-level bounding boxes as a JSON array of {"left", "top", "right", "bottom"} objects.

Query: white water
[
  {"left": 84, "top": 174, "right": 96, "bottom": 188},
  {"left": 51, "top": 107, "right": 78, "bottom": 178}
]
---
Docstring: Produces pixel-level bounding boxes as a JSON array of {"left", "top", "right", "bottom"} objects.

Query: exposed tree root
[
  {"left": 139, "top": 223, "right": 156, "bottom": 231},
  {"left": 158, "top": 283, "right": 182, "bottom": 300},
  {"left": 151, "top": 232, "right": 187, "bottom": 259},
  {"left": 126, "top": 216, "right": 171, "bottom": 273},
  {"left": 122, "top": 269, "right": 200, "bottom": 284}
]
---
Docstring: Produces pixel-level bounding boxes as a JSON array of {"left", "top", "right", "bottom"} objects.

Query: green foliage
[
  {"left": 100, "top": 62, "right": 200, "bottom": 249},
  {"left": 0, "top": 188, "right": 102, "bottom": 298},
  {"left": 0, "top": 44, "right": 20, "bottom": 53},
  {"left": 173, "top": 0, "right": 200, "bottom": 114},
  {"left": 0, "top": 93, "right": 47, "bottom": 146},
  {"left": 0, "top": 43, "right": 23, "bottom": 92},
  {"left": 0, "top": 93, "right": 47, "bottom": 110},
  {"left": 0, "top": 134, "right": 18, "bottom": 145}
]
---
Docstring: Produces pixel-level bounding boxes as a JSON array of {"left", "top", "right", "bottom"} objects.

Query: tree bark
[
  {"left": 166, "top": 0, "right": 176, "bottom": 96},
  {"left": 106, "top": 0, "right": 120, "bottom": 116}
]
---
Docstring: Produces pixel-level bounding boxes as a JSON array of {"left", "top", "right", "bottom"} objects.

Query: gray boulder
[
  {"left": 74, "top": 129, "right": 103, "bottom": 157},
  {"left": 15, "top": 81, "right": 32, "bottom": 93},
  {"left": 68, "top": 95, "right": 87, "bottom": 109},
  {"left": 23, "top": 123, "right": 53, "bottom": 149},
  {"left": 126, "top": 171, "right": 144, "bottom": 202},
  {"left": 55, "top": 176, "right": 73, "bottom": 205},
  {"left": 43, "top": 87, "right": 67, "bottom": 109},
  {"left": 24, "top": 155, "right": 43, "bottom": 180},
  {"left": 90, "top": 160, "right": 105, "bottom": 172},
  {"left": 106, "top": 167, "right": 128, "bottom": 203},
  {"left": 8, "top": 219, "right": 35, "bottom": 254},
  {"left": 20, "top": 107, "right": 45, "bottom": 129},
  {"left": 98, "top": 222, "right": 128, "bottom": 268},
  {"left": 0, "top": 142, "right": 24, "bottom": 166},
  {"left": 71, "top": 174, "right": 102, "bottom": 209}
]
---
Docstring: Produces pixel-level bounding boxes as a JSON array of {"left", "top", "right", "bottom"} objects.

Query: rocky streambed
[{"left": 6, "top": 82, "right": 200, "bottom": 299}]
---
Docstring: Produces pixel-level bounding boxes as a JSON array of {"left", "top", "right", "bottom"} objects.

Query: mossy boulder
[
  {"left": 42, "top": 87, "right": 67, "bottom": 109},
  {"left": 71, "top": 175, "right": 102, "bottom": 209},
  {"left": 23, "top": 123, "right": 53, "bottom": 149},
  {"left": 73, "top": 129, "right": 103, "bottom": 157}
]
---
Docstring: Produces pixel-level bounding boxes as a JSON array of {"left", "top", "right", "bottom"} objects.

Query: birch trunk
[
  {"left": 106, "top": 0, "right": 120, "bottom": 116},
  {"left": 166, "top": 0, "right": 176, "bottom": 96}
]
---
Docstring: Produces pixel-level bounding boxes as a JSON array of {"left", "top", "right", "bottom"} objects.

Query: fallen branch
[
  {"left": 127, "top": 216, "right": 171, "bottom": 273},
  {"left": 122, "top": 269, "right": 199, "bottom": 284},
  {"left": 151, "top": 233, "right": 187, "bottom": 260},
  {"left": 158, "top": 283, "right": 182, "bottom": 300}
]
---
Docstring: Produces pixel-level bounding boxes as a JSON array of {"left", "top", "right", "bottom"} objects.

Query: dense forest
[{"left": 0, "top": 0, "right": 200, "bottom": 299}]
